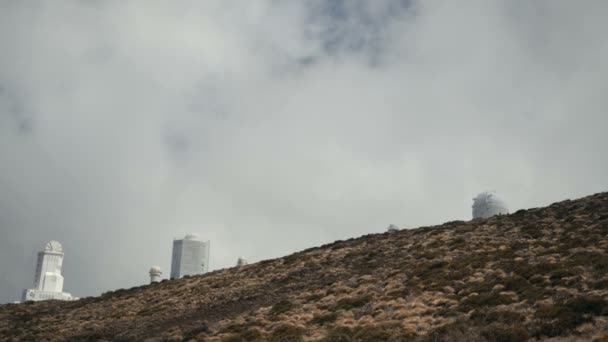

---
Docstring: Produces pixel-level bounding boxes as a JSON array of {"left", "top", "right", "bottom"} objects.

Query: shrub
[
  {"left": 535, "top": 309, "right": 590, "bottom": 337},
  {"left": 408, "top": 261, "right": 450, "bottom": 284},
  {"left": 592, "top": 279, "right": 608, "bottom": 289},
  {"left": 221, "top": 322, "right": 252, "bottom": 334},
  {"left": 452, "top": 252, "right": 490, "bottom": 270},
  {"left": 424, "top": 321, "right": 480, "bottom": 342},
  {"left": 480, "top": 323, "right": 530, "bottom": 342},
  {"left": 323, "top": 324, "right": 415, "bottom": 342},
  {"left": 13, "top": 313, "right": 34, "bottom": 323},
  {"left": 183, "top": 322, "right": 209, "bottom": 339},
  {"left": 458, "top": 292, "right": 514, "bottom": 312},
  {"left": 528, "top": 274, "right": 546, "bottom": 285},
  {"left": 454, "top": 225, "right": 475, "bottom": 234},
  {"left": 350, "top": 325, "right": 394, "bottom": 341},
  {"left": 463, "top": 280, "right": 497, "bottom": 295},
  {"left": 502, "top": 275, "right": 551, "bottom": 302},
  {"left": 427, "top": 319, "right": 528, "bottom": 342},
  {"left": 221, "top": 328, "right": 263, "bottom": 342},
  {"left": 221, "top": 334, "right": 241, "bottom": 342},
  {"left": 385, "top": 286, "right": 419, "bottom": 300},
  {"left": 322, "top": 326, "right": 353, "bottom": 342},
  {"left": 568, "top": 252, "right": 608, "bottom": 276},
  {"left": 72, "top": 332, "right": 106, "bottom": 341},
  {"left": 534, "top": 296, "right": 608, "bottom": 337},
  {"left": 310, "top": 312, "right": 338, "bottom": 326},
  {"left": 282, "top": 253, "right": 300, "bottom": 265},
  {"left": 470, "top": 309, "right": 525, "bottom": 325},
  {"left": 268, "top": 324, "right": 305, "bottom": 342},
  {"left": 433, "top": 307, "right": 460, "bottom": 318},
  {"left": 269, "top": 299, "right": 295, "bottom": 318},
  {"left": 448, "top": 237, "right": 466, "bottom": 249},
  {"left": 520, "top": 225, "right": 544, "bottom": 238},
  {"left": 334, "top": 294, "right": 373, "bottom": 311},
  {"left": 503, "top": 261, "right": 558, "bottom": 279},
  {"left": 306, "top": 293, "right": 325, "bottom": 301},
  {"left": 137, "top": 305, "right": 162, "bottom": 317},
  {"left": 549, "top": 268, "right": 578, "bottom": 286},
  {"left": 426, "top": 240, "right": 443, "bottom": 249},
  {"left": 592, "top": 334, "right": 608, "bottom": 342},
  {"left": 565, "top": 296, "right": 608, "bottom": 315}
]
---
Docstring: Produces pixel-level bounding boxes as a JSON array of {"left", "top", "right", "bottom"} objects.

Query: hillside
[{"left": 1, "top": 192, "right": 608, "bottom": 341}]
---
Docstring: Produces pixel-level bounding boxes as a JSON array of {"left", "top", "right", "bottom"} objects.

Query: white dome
[
  {"left": 184, "top": 233, "right": 201, "bottom": 241},
  {"left": 387, "top": 224, "right": 399, "bottom": 232},
  {"left": 44, "top": 241, "right": 63, "bottom": 253},
  {"left": 472, "top": 191, "right": 509, "bottom": 219},
  {"left": 149, "top": 266, "right": 162, "bottom": 275}
]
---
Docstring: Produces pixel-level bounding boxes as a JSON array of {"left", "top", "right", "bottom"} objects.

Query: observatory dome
[
  {"left": 387, "top": 224, "right": 399, "bottom": 232},
  {"left": 149, "top": 266, "right": 162, "bottom": 273},
  {"left": 236, "top": 257, "right": 248, "bottom": 267},
  {"left": 472, "top": 191, "right": 509, "bottom": 219},
  {"left": 44, "top": 241, "right": 63, "bottom": 253},
  {"left": 184, "top": 233, "right": 201, "bottom": 241}
]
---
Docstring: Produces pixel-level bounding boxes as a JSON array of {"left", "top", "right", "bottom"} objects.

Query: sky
[{"left": 0, "top": 0, "right": 607, "bottom": 303}]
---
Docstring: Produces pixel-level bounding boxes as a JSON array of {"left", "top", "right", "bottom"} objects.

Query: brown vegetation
[{"left": 1, "top": 192, "right": 607, "bottom": 341}]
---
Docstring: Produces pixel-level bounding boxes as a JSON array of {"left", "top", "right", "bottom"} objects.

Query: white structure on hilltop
[
  {"left": 236, "top": 257, "right": 248, "bottom": 267},
  {"left": 387, "top": 224, "right": 400, "bottom": 233},
  {"left": 149, "top": 266, "right": 162, "bottom": 283},
  {"left": 472, "top": 191, "right": 509, "bottom": 219},
  {"left": 22, "top": 241, "right": 78, "bottom": 302},
  {"left": 170, "top": 234, "right": 210, "bottom": 279}
]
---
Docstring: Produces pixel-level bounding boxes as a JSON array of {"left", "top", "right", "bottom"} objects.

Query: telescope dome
[
  {"left": 472, "top": 191, "right": 509, "bottom": 219},
  {"left": 44, "top": 241, "right": 63, "bottom": 253},
  {"left": 387, "top": 224, "right": 399, "bottom": 232},
  {"left": 184, "top": 233, "right": 201, "bottom": 241},
  {"left": 236, "top": 257, "right": 248, "bottom": 267}
]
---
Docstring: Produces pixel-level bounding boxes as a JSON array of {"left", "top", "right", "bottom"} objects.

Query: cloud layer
[{"left": 1, "top": 0, "right": 607, "bottom": 303}]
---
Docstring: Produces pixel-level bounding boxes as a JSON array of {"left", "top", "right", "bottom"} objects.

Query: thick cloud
[{"left": 1, "top": 0, "right": 607, "bottom": 303}]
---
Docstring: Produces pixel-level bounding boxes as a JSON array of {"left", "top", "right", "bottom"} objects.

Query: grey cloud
[{"left": 0, "top": 1, "right": 607, "bottom": 303}]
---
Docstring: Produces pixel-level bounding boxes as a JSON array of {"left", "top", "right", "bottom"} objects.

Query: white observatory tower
[
  {"left": 22, "top": 241, "right": 77, "bottom": 302},
  {"left": 149, "top": 266, "right": 162, "bottom": 283},
  {"left": 472, "top": 191, "right": 509, "bottom": 219},
  {"left": 170, "top": 233, "right": 210, "bottom": 279}
]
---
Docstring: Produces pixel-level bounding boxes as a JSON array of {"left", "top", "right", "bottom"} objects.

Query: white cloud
[{"left": 0, "top": 0, "right": 607, "bottom": 302}]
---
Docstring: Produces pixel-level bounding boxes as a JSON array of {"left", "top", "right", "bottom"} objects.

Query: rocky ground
[{"left": 1, "top": 192, "right": 607, "bottom": 341}]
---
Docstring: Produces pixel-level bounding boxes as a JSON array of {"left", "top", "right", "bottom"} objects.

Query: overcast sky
[{"left": 1, "top": 0, "right": 607, "bottom": 303}]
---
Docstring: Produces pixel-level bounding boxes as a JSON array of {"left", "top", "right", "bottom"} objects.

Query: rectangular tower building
[
  {"left": 22, "top": 241, "right": 77, "bottom": 302},
  {"left": 170, "top": 234, "right": 210, "bottom": 279}
]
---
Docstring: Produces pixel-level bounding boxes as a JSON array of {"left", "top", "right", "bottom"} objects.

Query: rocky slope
[{"left": 1, "top": 192, "right": 608, "bottom": 341}]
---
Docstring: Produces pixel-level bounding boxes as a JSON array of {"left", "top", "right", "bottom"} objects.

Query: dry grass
[{"left": 1, "top": 192, "right": 607, "bottom": 341}]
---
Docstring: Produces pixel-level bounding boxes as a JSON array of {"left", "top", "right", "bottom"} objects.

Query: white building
[
  {"left": 149, "top": 266, "right": 162, "bottom": 283},
  {"left": 170, "top": 234, "right": 210, "bottom": 279},
  {"left": 236, "top": 257, "right": 248, "bottom": 267},
  {"left": 22, "top": 241, "right": 77, "bottom": 302},
  {"left": 472, "top": 191, "right": 509, "bottom": 219},
  {"left": 387, "top": 224, "right": 400, "bottom": 233}
]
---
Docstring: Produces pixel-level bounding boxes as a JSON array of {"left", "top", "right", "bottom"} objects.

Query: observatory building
[
  {"left": 22, "top": 241, "right": 77, "bottom": 302},
  {"left": 149, "top": 266, "right": 162, "bottom": 283},
  {"left": 170, "top": 234, "right": 210, "bottom": 279},
  {"left": 472, "top": 191, "right": 509, "bottom": 219},
  {"left": 236, "top": 257, "right": 248, "bottom": 267},
  {"left": 387, "top": 224, "right": 400, "bottom": 233}
]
